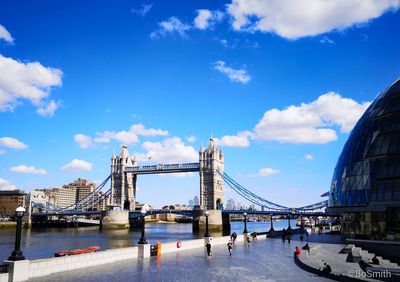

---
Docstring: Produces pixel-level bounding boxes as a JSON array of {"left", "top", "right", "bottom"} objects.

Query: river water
[{"left": 0, "top": 220, "right": 296, "bottom": 262}]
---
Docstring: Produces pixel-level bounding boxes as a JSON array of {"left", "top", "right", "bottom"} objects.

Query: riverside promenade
[{"left": 28, "top": 233, "right": 336, "bottom": 282}]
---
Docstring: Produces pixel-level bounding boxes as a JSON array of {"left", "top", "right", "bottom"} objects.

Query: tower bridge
[
  {"left": 109, "top": 138, "right": 224, "bottom": 214},
  {"left": 30, "top": 138, "right": 333, "bottom": 231}
]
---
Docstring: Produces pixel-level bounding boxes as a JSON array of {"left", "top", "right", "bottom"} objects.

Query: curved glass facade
[{"left": 329, "top": 79, "right": 400, "bottom": 208}]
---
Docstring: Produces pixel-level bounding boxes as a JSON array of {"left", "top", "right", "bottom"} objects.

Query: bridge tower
[
  {"left": 199, "top": 138, "right": 224, "bottom": 210},
  {"left": 110, "top": 145, "right": 137, "bottom": 211}
]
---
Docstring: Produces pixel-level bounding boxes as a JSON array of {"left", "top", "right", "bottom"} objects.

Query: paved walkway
[{"left": 30, "top": 234, "right": 334, "bottom": 282}]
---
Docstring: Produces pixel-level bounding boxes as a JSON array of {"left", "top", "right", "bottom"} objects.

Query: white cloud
[
  {"left": 213, "top": 60, "right": 251, "bottom": 84},
  {"left": 75, "top": 124, "right": 168, "bottom": 148},
  {"left": 0, "top": 54, "right": 62, "bottom": 115},
  {"left": 36, "top": 100, "right": 60, "bottom": 117},
  {"left": 320, "top": 36, "right": 335, "bottom": 45},
  {"left": 106, "top": 130, "right": 138, "bottom": 144},
  {"left": 74, "top": 134, "right": 92, "bottom": 149},
  {"left": 130, "top": 124, "right": 168, "bottom": 136},
  {"left": 0, "top": 24, "right": 14, "bottom": 43},
  {"left": 62, "top": 159, "right": 93, "bottom": 172},
  {"left": 258, "top": 168, "right": 280, "bottom": 176},
  {"left": 142, "top": 137, "right": 197, "bottom": 163},
  {"left": 186, "top": 135, "right": 196, "bottom": 143},
  {"left": 220, "top": 39, "right": 229, "bottom": 47},
  {"left": 253, "top": 92, "right": 371, "bottom": 144},
  {"left": 215, "top": 131, "right": 252, "bottom": 147},
  {"left": 304, "top": 154, "right": 314, "bottom": 160},
  {"left": 227, "top": 0, "right": 400, "bottom": 39},
  {"left": 10, "top": 165, "right": 47, "bottom": 175},
  {"left": 194, "top": 9, "right": 224, "bottom": 29},
  {"left": 0, "top": 149, "right": 5, "bottom": 154},
  {"left": 0, "top": 137, "right": 28, "bottom": 149},
  {"left": 150, "top": 17, "right": 191, "bottom": 39},
  {"left": 0, "top": 178, "right": 17, "bottom": 190},
  {"left": 131, "top": 3, "right": 153, "bottom": 17}
]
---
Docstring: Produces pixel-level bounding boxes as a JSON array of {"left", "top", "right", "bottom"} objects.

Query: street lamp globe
[
  {"left": 243, "top": 212, "right": 247, "bottom": 218},
  {"left": 205, "top": 211, "right": 209, "bottom": 217},
  {"left": 16, "top": 206, "right": 25, "bottom": 218}
]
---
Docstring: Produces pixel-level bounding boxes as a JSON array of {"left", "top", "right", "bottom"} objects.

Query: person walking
[
  {"left": 287, "top": 229, "right": 292, "bottom": 244},
  {"left": 205, "top": 242, "right": 212, "bottom": 258},
  {"left": 227, "top": 240, "right": 233, "bottom": 256},
  {"left": 231, "top": 232, "right": 237, "bottom": 245},
  {"left": 246, "top": 233, "right": 251, "bottom": 246},
  {"left": 282, "top": 228, "right": 287, "bottom": 243}
]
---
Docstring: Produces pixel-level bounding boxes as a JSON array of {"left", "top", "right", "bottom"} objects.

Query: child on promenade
[
  {"left": 205, "top": 242, "right": 212, "bottom": 258},
  {"left": 227, "top": 240, "right": 233, "bottom": 256}
]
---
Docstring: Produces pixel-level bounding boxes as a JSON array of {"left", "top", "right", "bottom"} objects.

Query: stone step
[
  {"left": 361, "top": 253, "right": 400, "bottom": 269},
  {"left": 360, "top": 250, "right": 375, "bottom": 261},
  {"left": 342, "top": 244, "right": 355, "bottom": 254},
  {"left": 351, "top": 247, "right": 362, "bottom": 263}
]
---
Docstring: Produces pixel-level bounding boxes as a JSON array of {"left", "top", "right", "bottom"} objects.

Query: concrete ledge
[
  {"left": 26, "top": 246, "right": 140, "bottom": 279},
  {"left": 342, "top": 244, "right": 355, "bottom": 254},
  {"left": 350, "top": 247, "right": 362, "bottom": 263},
  {"left": 0, "top": 273, "right": 9, "bottom": 282},
  {"left": 138, "top": 244, "right": 150, "bottom": 258},
  {"left": 4, "top": 260, "right": 30, "bottom": 282}
]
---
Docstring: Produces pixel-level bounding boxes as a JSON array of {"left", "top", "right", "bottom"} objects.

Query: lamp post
[
  {"left": 243, "top": 212, "right": 248, "bottom": 233},
  {"left": 9, "top": 206, "right": 26, "bottom": 261},
  {"left": 204, "top": 211, "right": 210, "bottom": 237},
  {"left": 269, "top": 215, "right": 274, "bottom": 232},
  {"left": 138, "top": 208, "right": 148, "bottom": 244}
]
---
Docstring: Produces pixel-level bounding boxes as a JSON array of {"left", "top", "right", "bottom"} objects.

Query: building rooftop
[{"left": 0, "top": 189, "right": 26, "bottom": 196}]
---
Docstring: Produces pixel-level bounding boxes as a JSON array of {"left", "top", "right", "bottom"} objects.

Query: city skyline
[{"left": 1, "top": 0, "right": 400, "bottom": 209}]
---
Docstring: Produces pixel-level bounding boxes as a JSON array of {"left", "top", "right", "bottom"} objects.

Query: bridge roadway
[
  {"left": 124, "top": 163, "right": 200, "bottom": 175},
  {"left": 31, "top": 209, "right": 336, "bottom": 218}
]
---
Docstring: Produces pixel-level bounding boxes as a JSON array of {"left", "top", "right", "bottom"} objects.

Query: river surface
[{"left": 0, "top": 220, "right": 296, "bottom": 262}]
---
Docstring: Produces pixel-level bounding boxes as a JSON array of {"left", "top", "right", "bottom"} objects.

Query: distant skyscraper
[
  {"left": 226, "top": 199, "right": 235, "bottom": 210},
  {"left": 249, "top": 204, "right": 257, "bottom": 211},
  {"left": 193, "top": 196, "right": 199, "bottom": 206},
  {"left": 188, "top": 199, "right": 194, "bottom": 208}
]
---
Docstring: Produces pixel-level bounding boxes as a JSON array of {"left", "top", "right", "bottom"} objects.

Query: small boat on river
[{"left": 54, "top": 246, "right": 101, "bottom": 257}]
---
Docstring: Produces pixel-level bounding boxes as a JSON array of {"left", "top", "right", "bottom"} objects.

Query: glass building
[{"left": 327, "top": 78, "right": 400, "bottom": 241}]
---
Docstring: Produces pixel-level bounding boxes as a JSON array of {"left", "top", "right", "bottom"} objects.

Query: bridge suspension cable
[
  {"left": 32, "top": 175, "right": 112, "bottom": 213},
  {"left": 58, "top": 175, "right": 111, "bottom": 211},
  {"left": 218, "top": 171, "right": 289, "bottom": 210},
  {"left": 219, "top": 171, "right": 327, "bottom": 212}
]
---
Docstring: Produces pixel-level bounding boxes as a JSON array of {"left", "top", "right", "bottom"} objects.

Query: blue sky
[{"left": 1, "top": 0, "right": 400, "bottom": 208}]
